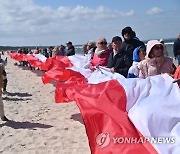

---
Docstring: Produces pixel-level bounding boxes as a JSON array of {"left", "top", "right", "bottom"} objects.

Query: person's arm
[
  {"left": 137, "top": 62, "right": 146, "bottom": 78},
  {"left": 113, "top": 54, "right": 132, "bottom": 77},
  {"left": 173, "top": 79, "right": 180, "bottom": 85},
  {"left": 66, "top": 48, "right": 75, "bottom": 56}
]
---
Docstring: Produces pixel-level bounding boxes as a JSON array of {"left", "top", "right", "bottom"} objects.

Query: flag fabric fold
[
  {"left": 8, "top": 53, "right": 180, "bottom": 153},
  {"left": 8, "top": 52, "right": 47, "bottom": 70},
  {"left": 65, "top": 80, "right": 157, "bottom": 154}
]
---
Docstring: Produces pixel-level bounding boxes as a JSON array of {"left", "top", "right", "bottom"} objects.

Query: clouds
[
  {"left": 0, "top": 0, "right": 136, "bottom": 45},
  {"left": 0, "top": 0, "right": 134, "bottom": 26},
  {"left": 61, "top": 5, "right": 135, "bottom": 21},
  {"left": 147, "top": 7, "right": 163, "bottom": 15},
  {"left": 0, "top": 0, "right": 179, "bottom": 46}
]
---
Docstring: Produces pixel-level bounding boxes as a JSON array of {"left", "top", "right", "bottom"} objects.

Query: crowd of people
[
  {"left": 81, "top": 27, "right": 179, "bottom": 80},
  {"left": 9, "top": 27, "right": 180, "bottom": 80},
  {"left": 16, "top": 41, "right": 75, "bottom": 58},
  {"left": 1, "top": 26, "right": 180, "bottom": 122}
]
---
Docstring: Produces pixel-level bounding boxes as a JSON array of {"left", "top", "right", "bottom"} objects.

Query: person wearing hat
[
  {"left": 138, "top": 40, "right": 175, "bottom": 78},
  {"left": 107, "top": 36, "right": 132, "bottom": 77},
  {"left": 66, "top": 41, "right": 75, "bottom": 56},
  {"left": 121, "top": 26, "right": 144, "bottom": 60}
]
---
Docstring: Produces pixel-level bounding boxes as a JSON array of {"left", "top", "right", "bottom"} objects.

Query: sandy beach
[{"left": 0, "top": 53, "right": 90, "bottom": 154}]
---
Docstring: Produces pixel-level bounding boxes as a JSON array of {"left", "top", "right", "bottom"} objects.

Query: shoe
[{"left": 1, "top": 116, "right": 9, "bottom": 121}]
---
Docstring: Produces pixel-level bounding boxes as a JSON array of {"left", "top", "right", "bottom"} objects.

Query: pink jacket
[
  {"left": 90, "top": 49, "right": 110, "bottom": 67},
  {"left": 138, "top": 40, "right": 174, "bottom": 78},
  {"left": 138, "top": 57, "right": 174, "bottom": 78}
]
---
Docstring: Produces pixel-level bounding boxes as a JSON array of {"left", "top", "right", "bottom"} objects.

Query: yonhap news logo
[
  {"left": 96, "top": 133, "right": 111, "bottom": 148},
  {"left": 96, "top": 132, "right": 175, "bottom": 148}
]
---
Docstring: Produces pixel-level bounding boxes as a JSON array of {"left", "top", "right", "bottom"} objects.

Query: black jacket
[
  {"left": 66, "top": 46, "right": 75, "bottom": 56},
  {"left": 107, "top": 51, "right": 133, "bottom": 77},
  {"left": 173, "top": 39, "right": 180, "bottom": 57},
  {"left": 122, "top": 38, "right": 144, "bottom": 60}
]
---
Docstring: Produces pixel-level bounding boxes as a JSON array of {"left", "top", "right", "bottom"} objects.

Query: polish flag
[
  {"left": 52, "top": 55, "right": 180, "bottom": 154},
  {"left": 8, "top": 52, "right": 47, "bottom": 70},
  {"left": 8, "top": 53, "right": 180, "bottom": 153},
  {"left": 8, "top": 52, "right": 25, "bottom": 61}
]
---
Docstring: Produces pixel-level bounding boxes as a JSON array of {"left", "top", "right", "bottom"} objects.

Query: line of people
[
  {"left": 14, "top": 27, "right": 180, "bottom": 81},
  {"left": 17, "top": 42, "right": 75, "bottom": 58},
  {"left": 83, "top": 26, "right": 178, "bottom": 80}
]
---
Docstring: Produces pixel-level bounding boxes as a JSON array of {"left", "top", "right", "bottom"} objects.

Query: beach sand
[{"left": 0, "top": 53, "right": 90, "bottom": 154}]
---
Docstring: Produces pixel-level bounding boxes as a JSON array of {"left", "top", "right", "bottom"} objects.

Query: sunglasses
[
  {"left": 153, "top": 45, "right": 163, "bottom": 50},
  {"left": 98, "top": 41, "right": 107, "bottom": 45},
  {"left": 139, "top": 51, "right": 146, "bottom": 55}
]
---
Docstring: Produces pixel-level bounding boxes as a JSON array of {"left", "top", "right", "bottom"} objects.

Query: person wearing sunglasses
[
  {"left": 89, "top": 37, "right": 111, "bottom": 70},
  {"left": 138, "top": 40, "right": 175, "bottom": 78}
]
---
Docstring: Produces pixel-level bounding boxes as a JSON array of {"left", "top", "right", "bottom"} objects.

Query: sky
[{"left": 0, "top": 0, "right": 180, "bottom": 46}]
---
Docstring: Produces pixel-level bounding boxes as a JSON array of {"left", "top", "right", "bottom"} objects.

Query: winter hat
[{"left": 122, "top": 26, "right": 134, "bottom": 36}]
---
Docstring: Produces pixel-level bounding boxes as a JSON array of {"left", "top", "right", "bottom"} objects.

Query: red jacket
[
  {"left": 174, "top": 65, "right": 180, "bottom": 79},
  {"left": 174, "top": 65, "right": 180, "bottom": 87},
  {"left": 90, "top": 50, "right": 110, "bottom": 67}
]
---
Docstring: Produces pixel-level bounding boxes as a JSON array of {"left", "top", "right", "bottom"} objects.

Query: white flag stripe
[{"left": 35, "top": 54, "right": 180, "bottom": 153}]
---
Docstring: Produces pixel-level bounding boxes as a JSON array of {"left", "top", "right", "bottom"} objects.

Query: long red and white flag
[
  {"left": 57, "top": 55, "right": 180, "bottom": 154},
  {"left": 8, "top": 53, "right": 180, "bottom": 153}
]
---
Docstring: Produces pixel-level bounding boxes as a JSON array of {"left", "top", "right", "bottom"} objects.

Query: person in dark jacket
[
  {"left": 0, "top": 64, "right": 9, "bottom": 121},
  {"left": 173, "top": 33, "right": 180, "bottom": 65},
  {"left": 66, "top": 41, "right": 75, "bottom": 56},
  {"left": 121, "top": 26, "right": 144, "bottom": 60},
  {"left": 107, "top": 36, "right": 133, "bottom": 77},
  {"left": 43, "top": 48, "right": 49, "bottom": 58}
]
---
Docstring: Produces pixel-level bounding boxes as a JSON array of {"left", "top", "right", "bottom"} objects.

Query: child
[{"left": 127, "top": 45, "right": 146, "bottom": 78}]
